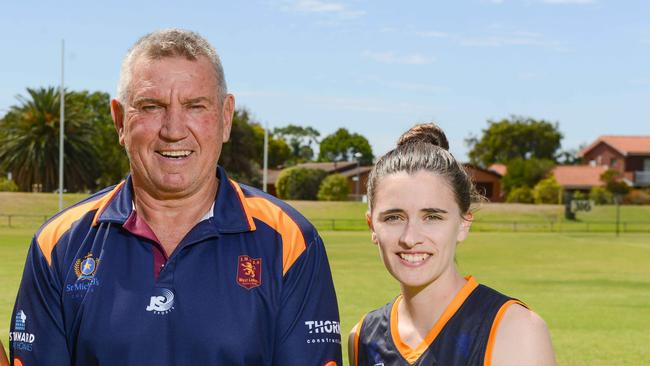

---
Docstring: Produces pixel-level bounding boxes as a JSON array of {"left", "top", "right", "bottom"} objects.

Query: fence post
[
  {"left": 8, "top": 215, "right": 11, "bottom": 228},
  {"left": 331, "top": 219, "right": 335, "bottom": 231},
  {"left": 549, "top": 221, "right": 554, "bottom": 232},
  {"left": 513, "top": 222, "right": 517, "bottom": 232}
]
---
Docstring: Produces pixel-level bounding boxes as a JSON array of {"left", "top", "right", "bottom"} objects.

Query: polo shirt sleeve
[
  {"left": 9, "top": 237, "right": 71, "bottom": 366},
  {"left": 273, "top": 233, "right": 342, "bottom": 366}
]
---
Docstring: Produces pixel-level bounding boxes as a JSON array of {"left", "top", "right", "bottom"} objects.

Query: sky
[{"left": 1, "top": 0, "right": 648, "bottom": 161}]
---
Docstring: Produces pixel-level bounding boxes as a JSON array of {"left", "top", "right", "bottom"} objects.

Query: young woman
[{"left": 348, "top": 124, "right": 555, "bottom": 366}]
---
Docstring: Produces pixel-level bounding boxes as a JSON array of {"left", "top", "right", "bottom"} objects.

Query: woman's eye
[
  {"left": 424, "top": 215, "right": 442, "bottom": 221},
  {"left": 383, "top": 215, "right": 402, "bottom": 222}
]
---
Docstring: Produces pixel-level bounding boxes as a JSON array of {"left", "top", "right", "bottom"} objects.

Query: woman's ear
[
  {"left": 366, "top": 211, "right": 378, "bottom": 245},
  {"left": 457, "top": 211, "right": 473, "bottom": 242}
]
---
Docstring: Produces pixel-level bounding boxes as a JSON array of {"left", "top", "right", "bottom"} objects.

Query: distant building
[
  {"left": 577, "top": 135, "right": 650, "bottom": 187},
  {"left": 552, "top": 165, "right": 608, "bottom": 192},
  {"left": 464, "top": 164, "right": 504, "bottom": 203}
]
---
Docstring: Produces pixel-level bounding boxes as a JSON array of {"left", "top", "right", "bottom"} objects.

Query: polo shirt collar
[{"left": 95, "top": 166, "right": 255, "bottom": 234}]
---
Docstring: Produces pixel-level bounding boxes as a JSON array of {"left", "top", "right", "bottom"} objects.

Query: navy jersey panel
[
  {"left": 9, "top": 166, "right": 342, "bottom": 366},
  {"left": 357, "top": 281, "right": 515, "bottom": 366}
]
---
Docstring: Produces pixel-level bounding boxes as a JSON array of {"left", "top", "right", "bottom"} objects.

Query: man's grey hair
[{"left": 116, "top": 29, "right": 227, "bottom": 103}]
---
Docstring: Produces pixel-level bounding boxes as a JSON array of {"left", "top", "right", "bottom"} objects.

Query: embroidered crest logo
[
  {"left": 237, "top": 255, "right": 262, "bottom": 289},
  {"left": 74, "top": 252, "right": 99, "bottom": 281}
]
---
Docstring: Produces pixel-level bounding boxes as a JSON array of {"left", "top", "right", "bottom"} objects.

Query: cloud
[
  {"left": 364, "top": 51, "right": 435, "bottom": 65},
  {"left": 459, "top": 31, "right": 562, "bottom": 48},
  {"left": 359, "top": 75, "right": 448, "bottom": 93},
  {"left": 285, "top": 0, "right": 365, "bottom": 19}
]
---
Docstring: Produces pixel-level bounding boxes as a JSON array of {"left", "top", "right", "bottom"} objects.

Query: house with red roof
[{"left": 577, "top": 135, "right": 650, "bottom": 187}]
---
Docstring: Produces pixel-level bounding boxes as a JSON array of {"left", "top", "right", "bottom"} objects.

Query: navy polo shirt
[{"left": 9, "top": 166, "right": 342, "bottom": 366}]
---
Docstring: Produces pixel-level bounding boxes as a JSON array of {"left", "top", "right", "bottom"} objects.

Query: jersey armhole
[
  {"left": 483, "top": 299, "right": 527, "bottom": 366},
  {"left": 352, "top": 314, "right": 366, "bottom": 366}
]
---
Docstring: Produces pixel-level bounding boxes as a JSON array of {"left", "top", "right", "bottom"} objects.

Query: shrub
[
  {"left": 623, "top": 189, "right": 650, "bottom": 205},
  {"left": 276, "top": 167, "right": 327, "bottom": 200},
  {"left": 317, "top": 174, "right": 350, "bottom": 201},
  {"left": 589, "top": 186, "right": 612, "bottom": 205},
  {"left": 506, "top": 186, "right": 534, "bottom": 203},
  {"left": 533, "top": 176, "right": 563, "bottom": 204},
  {"left": 572, "top": 191, "right": 588, "bottom": 201},
  {"left": 0, "top": 178, "right": 18, "bottom": 192}
]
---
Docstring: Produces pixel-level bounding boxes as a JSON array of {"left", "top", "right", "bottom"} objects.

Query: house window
[
  {"left": 610, "top": 158, "right": 617, "bottom": 168},
  {"left": 644, "top": 159, "right": 650, "bottom": 171}
]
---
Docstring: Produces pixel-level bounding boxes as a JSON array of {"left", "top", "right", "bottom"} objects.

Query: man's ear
[
  {"left": 457, "top": 211, "right": 473, "bottom": 242},
  {"left": 111, "top": 99, "right": 126, "bottom": 146},
  {"left": 366, "top": 211, "right": 378, "bottom": 245},
  {"left": 221, "top": 94, "right": 235, "bottom": 143}
]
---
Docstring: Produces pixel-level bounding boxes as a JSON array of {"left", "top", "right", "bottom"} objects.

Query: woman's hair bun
[{"left": 397, "top": 123, "right": 449, "bottom": 151}]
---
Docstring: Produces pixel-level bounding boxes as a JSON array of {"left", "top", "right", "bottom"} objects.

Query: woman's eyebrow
[
  {"left": 421, "top": 208, "right": 448, "bottom": 214},
  {"left": 378, "top": 208, "right": 405, "bottom": 216}
]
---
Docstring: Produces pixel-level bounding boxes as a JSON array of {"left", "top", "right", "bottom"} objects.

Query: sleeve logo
[
  {"left": 10, "top": 310, "right": 36, "bottom": 352},
  {"left": 237, "top": 255, "right": 262, "bottom": 289}
]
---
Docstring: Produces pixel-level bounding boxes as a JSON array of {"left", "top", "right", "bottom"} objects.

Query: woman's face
[{"left": 367, "top": 170, "right": 472, "bottom": 290}]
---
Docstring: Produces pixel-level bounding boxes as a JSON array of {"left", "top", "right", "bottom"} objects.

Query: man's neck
[{"left": 131, "top": 178, "right": 219, "bottom": 256}]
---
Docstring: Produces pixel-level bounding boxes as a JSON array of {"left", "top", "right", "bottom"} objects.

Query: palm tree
[{"left": 0, "top": 87, "right": 102, "bottom": 192}]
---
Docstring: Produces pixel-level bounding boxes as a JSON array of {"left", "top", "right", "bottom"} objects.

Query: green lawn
[{"left": 1, "top": 195, "right": 650, "bottom": 365}]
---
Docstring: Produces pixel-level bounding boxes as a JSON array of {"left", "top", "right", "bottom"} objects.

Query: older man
[{"left": 9, "top": 29, "right": 342, "bottom": 365}]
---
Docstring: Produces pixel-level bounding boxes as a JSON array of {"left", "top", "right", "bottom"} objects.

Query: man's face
[{"left": 112, "top": 56, "right": 233, "bottom": 199}]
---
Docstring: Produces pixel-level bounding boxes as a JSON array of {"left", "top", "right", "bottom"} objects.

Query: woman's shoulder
[{"left": 491, "top": 302, "right": 556, "bottom": 366}]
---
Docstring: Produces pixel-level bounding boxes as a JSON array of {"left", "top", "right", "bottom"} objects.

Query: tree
[
  {"left": 84, "top": 91, "right": 130, "bottom": 187},
  {"left": 589, "top": 186, "right": 613, "bottom": 205},
  {"left": 600, "top": 169, "right": 630, "bottom": 196},
  {"left": 276, "top": 167, "right": 327, "bottom": 200},
  {"left": 0, "top": 87, "right": 113, "bottom": 192},
  {"left": 466, "top": 116, "right": 563, "bottom": 167},
  {"left": 251, "top": 124, "right": 291, "bottom": 169},
  {"left": 317, "top": 174, "right": 350, "bottom": 201},
  {"left": 533, "top": 176, "right": 563, "bottom": 204},
  {"left": 218, "top": 108, "right": 260, "bottom": 185},
  {"left": 501, "top": 158, "right": 555, "bottom": 194},
  {"left": 274, "top": 124, "right": 320, "bottom": 163},
  {"left": 506, "top": 186, "right": 534, "bottom": 203},
  {"left": 318, "top": 128, "right": 373, "bottom": 165}
]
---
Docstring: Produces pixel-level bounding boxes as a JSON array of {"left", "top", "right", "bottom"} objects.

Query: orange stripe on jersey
[
  {"left": 483, "top": 299, "right": 528, "bottom": 366},
  {"left": 323, "top": 362, "right": 337, "bottom": 366},
  {"left": 228, "top": 179, "right": 257, "bottom": 231},
  {"left": 353, "top": 315, "right": 366, "bottom": 366},
  {"left": 243, "top": 196, "right": 306, "bottom": 275},
  {"left": 37, "top": 182, "right": 124, "bottom": 266},
  {"left": 390, "top": 276, "right": 479, "bottom": 364},
  {"left": 13, "top": 358, "right": 24, "bottom": 366}
]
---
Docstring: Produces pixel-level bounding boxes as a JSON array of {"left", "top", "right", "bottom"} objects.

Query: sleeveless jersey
[{"left": 354, "top": 277, "right": 524, "bottom": 366}]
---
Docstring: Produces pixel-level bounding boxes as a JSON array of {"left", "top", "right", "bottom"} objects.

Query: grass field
[{"left": 1, "top": 194, "right": 650, "bottom": 365}]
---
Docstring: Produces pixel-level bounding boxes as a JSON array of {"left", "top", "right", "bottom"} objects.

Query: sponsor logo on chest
[{"left": 146, "top": 288, "right": 175, "bottom": 315}]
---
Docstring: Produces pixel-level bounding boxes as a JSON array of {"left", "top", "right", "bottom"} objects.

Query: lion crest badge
[{"left": 237, "top": 255, "right": 262, "bottom": 290}]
